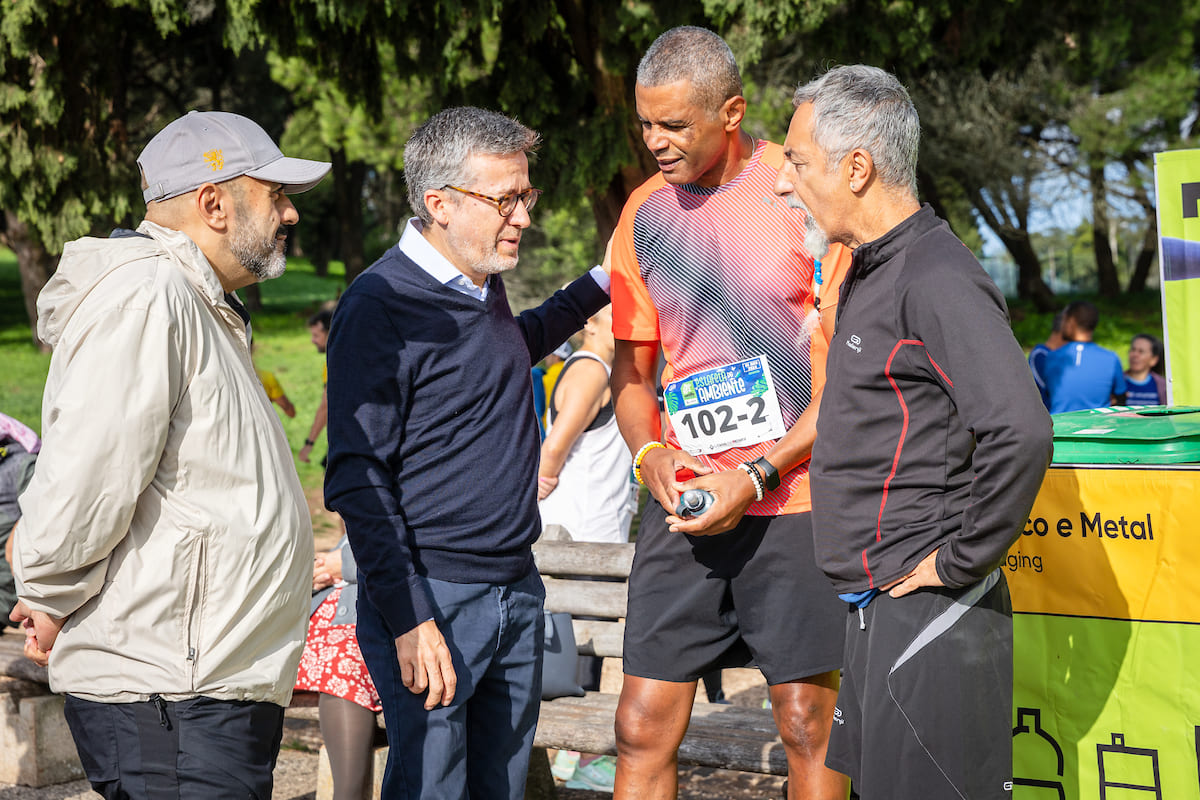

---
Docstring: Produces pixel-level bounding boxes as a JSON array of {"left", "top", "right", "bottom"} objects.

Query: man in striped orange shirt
[{"left": 609, "top": 26, "right": 851, "bottom": 800}]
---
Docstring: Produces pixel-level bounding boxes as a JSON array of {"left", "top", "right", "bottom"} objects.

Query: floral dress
[{"left": 293, "top": 587, "right": 381, "bottom": 711}]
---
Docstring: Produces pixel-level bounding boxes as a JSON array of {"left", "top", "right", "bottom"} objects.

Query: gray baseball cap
[{"left": 138, "top": 110, "right": 332, "bottom": 204}]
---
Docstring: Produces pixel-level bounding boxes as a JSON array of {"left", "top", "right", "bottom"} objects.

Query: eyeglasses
[{"left": 442, "top": 185, "right": 543, "bottom": 216}]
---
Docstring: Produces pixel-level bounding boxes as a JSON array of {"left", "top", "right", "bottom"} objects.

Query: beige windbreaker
[{"left": 15, "top": 220, "right": 314, "bottom": 705}]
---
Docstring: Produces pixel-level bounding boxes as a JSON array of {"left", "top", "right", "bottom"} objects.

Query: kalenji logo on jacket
[{"left": 846, "top": 334, "right": 863, "bottom": 354}]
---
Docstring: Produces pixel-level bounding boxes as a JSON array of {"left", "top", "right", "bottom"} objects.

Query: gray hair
[
  {"left": 793, "top": 65, "right": 919, "bottom": 196},
  {"left": 637, "top": 27, "right": 743, "bottom": 115},
  {"left": 404, "top": 107, "right": 541, "bottom": 225}
]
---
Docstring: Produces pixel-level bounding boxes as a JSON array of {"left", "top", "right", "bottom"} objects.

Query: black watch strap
[{"left": 752, "top": 456, "right": 780, "bottom": 491}]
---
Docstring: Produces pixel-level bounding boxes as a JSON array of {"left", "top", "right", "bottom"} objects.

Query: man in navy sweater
[{"left": 325, "top": 107, "right": 610, "bottom": 800}]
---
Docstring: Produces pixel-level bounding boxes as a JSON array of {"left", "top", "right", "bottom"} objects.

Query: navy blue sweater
[{"left": 324, "top": 245, "right": 609, "bottom": 636}]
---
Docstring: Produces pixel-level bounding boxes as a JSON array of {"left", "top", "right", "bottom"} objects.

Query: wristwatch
[
  {"left": 752, "top": 456, "right": 780, "bottom": 491},
  {"left": 303, "top": 438, "right": 316, "bottom": 447}
]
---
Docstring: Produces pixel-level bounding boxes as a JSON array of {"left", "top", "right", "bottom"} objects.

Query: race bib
[{"left": 663, "top": 355, "right": 786, "bottom": 455}]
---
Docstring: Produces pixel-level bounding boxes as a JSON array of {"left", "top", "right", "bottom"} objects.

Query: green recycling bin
[{"left": 1008, "top": 406, "right": 1200, "bottom": 798}]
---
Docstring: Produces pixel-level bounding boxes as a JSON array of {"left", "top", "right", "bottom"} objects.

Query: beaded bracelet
[
  {"left": 738, "top": 462, "right": 765, "bottom": 502},
  {"left": 632, "top": 441, "right": 666, "bottom": 486}
]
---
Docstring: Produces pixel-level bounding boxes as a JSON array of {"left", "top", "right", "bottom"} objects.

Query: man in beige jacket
[{"left": 10, "top": 111, "right": 330, "bottom": 799}]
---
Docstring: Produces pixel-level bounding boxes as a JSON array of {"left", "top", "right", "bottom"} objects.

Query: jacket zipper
[{"left": 183, "top": 536, "right": 206, "bottom": 691}]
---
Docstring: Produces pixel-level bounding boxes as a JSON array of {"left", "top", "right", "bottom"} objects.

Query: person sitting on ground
[
  {"left": 1028, "top": 310, "right": 1065, "bottom": 408},
  {"left": 294, "top": 536, "right": 380, "bottom": 800},
  {"left": 1043, "top": 301, "right": 1127, "bottom": 413},
  {"left": 1124, "top": 333, "right": 1166, "bottom": 406}
]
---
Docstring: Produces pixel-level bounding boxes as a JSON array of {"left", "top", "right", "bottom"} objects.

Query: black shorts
[
  {"left": 827, "top": 570, "right": 1014, "bottom": 799},
  {"left": 623, "top": 502, "right": 844, "bottom": 684}
]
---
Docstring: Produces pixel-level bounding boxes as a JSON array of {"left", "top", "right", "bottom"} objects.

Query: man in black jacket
[{"left": 774, "top": 65, "right": 1053, "bottom": 799}]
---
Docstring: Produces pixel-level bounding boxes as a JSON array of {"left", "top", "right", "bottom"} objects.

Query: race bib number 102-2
[{"left": 663, "top": 355, "right": 786, "bottom": 455}]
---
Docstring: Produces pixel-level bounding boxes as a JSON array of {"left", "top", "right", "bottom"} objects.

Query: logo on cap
[{"left": 204, "top": 149, "right": 225, "bottom": 172}]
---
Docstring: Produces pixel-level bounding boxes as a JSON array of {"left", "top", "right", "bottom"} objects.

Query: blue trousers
[{"left": 357, "top": 571, "right": 545, "bottom": 800}]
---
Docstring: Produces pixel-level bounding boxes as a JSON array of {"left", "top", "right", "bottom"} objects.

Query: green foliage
[
  {"left": 0, "top": 0, "right": 295, "bottom": 254},
  {"left": 506, "top": 196, "right": 600, "bottom": 312},
  {"left": 270, "top": 46, "right": 422, "bottom": 172},
  {"left": 3, "top": 0, "right": 1195, "bottom": 306}
]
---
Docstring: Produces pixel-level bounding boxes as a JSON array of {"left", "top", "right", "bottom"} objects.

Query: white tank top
[{"left": 538, "top": 351, "right": 636, "bottom": 543}]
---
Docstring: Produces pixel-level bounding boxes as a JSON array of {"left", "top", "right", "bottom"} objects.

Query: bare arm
[
  {"left": 298, "top": 387, "right": 328, "bottom": 462},
  {"left": 611, "top": 340, "right": 707, "bottom": 512},
  {"left": 537, "top": 359, "right": 609, "bottom": 499},
  {"left": 275, "top": 393, "right": 297, "bottom": 418}
]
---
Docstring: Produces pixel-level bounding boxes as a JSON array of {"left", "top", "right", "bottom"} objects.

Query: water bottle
[{"left": 676, "top": 488, "right": 715, "bottom": 517}]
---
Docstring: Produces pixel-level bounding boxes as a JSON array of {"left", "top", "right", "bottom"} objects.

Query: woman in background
[
  {"left": 537, "top": 305, "right": 635, "bottom": 544},
  {"left": 295, "top": 538, "right": 380, "bottom": 800},
  {"left": 1124, "top": 333, "right": 1166, "bottom": 405}
]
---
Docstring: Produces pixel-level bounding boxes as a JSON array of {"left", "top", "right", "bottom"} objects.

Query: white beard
[
  {"left": 785, "top": 195, "right": 830, "bottom": 261},
  {"left": 230, "top": 216, "right": 287, "bottom": 282}
]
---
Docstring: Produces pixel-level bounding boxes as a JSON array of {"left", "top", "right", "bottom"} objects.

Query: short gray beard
[
  {"left": 445, "top": 225, "right": 517, "bottom": 277},
  {"left": 785, "top": 195, "right": 830, "bottom": 261},
  {"left": 230, "top": 223, "right": 286, "bottom": 281}
]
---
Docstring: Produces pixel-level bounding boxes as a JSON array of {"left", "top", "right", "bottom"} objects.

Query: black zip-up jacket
[{"left": 811, "top": 205, "right": 1053, "bottom": 592}]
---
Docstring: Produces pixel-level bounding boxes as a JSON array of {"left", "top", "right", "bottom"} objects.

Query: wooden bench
[{"left": 525, "top": 538, "right": 788, "bottom": 798}]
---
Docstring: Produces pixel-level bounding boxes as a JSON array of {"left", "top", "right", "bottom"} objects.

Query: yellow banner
[
  {"left": 1010, "top": 465, "right": 1200, "bottom": 798},
  {"left": 1006, "top": 467, "right": 1200, "bottom": 623}
]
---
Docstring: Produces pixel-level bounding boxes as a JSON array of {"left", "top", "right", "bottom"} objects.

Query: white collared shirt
[
  {"left": 397, "top": 217, "right": 610, "bottom": 301},
  {"left": 398, "top": 218, "right": 490, "bottom": 301}
]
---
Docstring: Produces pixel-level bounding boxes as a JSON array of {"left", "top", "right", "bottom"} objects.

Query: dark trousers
[
  {"left": 63, "top": 694, "right": 285, "bottom": 800},
  {"left": 357, "top": 571, "right": 545, "bottom": 800}
]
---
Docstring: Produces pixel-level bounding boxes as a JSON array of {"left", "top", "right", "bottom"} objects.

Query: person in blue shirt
[
  {"left": 1124, "top": 333, "right": 1166, "bottom": 405},
  {"left": 1043, "top": 301, "right": 1127, "bottom": 413},
  {"left": 1028, "top": 310, "right": 1064, "bottom": 408}
]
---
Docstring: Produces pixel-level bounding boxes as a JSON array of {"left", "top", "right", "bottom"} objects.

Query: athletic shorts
[
  {"left": 826, "top": 570, "right": 1014, "bottom": 799},
  {"left": 623, "top": 502, "right": 844, "bottom": 684}
]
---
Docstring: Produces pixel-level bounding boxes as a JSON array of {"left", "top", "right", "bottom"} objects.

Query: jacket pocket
[{"left": 181, "top": 533, "right": 209, "bottom": 692}]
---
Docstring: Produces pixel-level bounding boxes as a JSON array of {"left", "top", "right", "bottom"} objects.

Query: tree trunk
[
  {"left": 966, "top": 191, "right": 1056, "bottom": 310},
  {"left": 1, "top": 211, "right": 57, "bottom": 350},
  {"left": 1122, "top": 156, "right": 1159, "bottom": 295},
  {"left": 333, "top": 149, "right": 368, "bottom": 285},
  {"left": 1127, "top": 209, "right": 1158, "bottom": 294},
  {"left": 1089, "top": 164, "right": 1120, "bottom": 298},
  {"left": 559, "top": 0, "right": 654, "bottom": 247},
  {"left": 1002, "top": 229, "right": 1058, "bottom": 311}
]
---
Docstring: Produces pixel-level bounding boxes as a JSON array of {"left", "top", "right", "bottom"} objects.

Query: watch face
[{"left": 755, "top": 457, "right": 780, "bottom": 490}]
